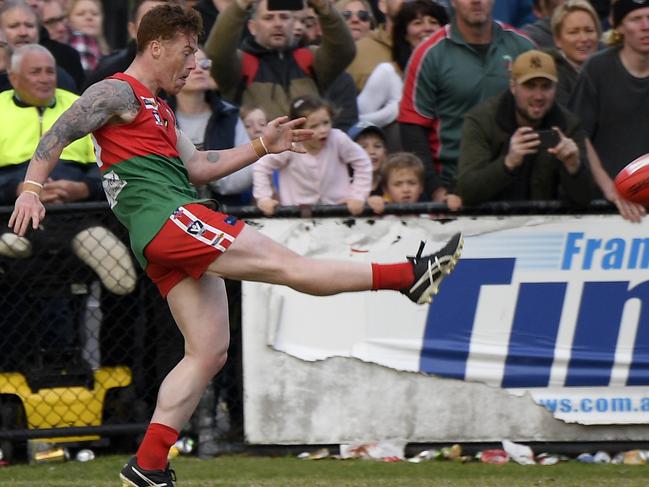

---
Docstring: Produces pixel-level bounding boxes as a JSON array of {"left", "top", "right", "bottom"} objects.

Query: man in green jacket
[
  {"left": 205, "top": 0, "right": 355, "bottom": 120},
  {"left": 456, "top": 50, "right": 592, "bottom": 207}
]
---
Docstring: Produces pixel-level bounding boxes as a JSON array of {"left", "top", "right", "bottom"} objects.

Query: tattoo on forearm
[
  {"left": 34, "top": 79, "right": 140, "bottom": 161},
  {"left": 207, "top": 151, "right": 220, "bottom": 163}
]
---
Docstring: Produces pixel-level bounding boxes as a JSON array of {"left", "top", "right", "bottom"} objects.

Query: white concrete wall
[
  {"left": 241, "top": 216, "right": 649, "bottom": 444},
  {"left": 242, "top": 285, "right": 649, "bottom": 445}
]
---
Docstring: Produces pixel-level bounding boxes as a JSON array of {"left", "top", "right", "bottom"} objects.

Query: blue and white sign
[{"left": 246, "top": 215, "right": 649, "bottom": 424}]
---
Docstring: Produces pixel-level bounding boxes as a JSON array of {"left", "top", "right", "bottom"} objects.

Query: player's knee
[{"left": 204, "top": 348, "right": 228, "bottom": 377}]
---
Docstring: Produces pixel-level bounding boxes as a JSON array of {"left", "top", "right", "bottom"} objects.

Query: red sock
[
  {"left": 371, "top": 262, "right": 414, "bottom": 290},
  {"left": 136, "top": 423, "right": 179, "bottom": 471}
]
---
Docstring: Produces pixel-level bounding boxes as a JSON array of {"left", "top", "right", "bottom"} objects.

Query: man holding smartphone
[
  {"left": 456, "top": 50, "right": 592, "bottom": 207},
  {"left": 205, "top": 0, "right": 355, "bottom": 120}
]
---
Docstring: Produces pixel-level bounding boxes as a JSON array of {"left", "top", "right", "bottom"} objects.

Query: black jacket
[
  {"left": 167, "top": 91, "right": 240, "bottom": 151},
  {"left": 168, "top": 92, "right": 247, "bottom": 205},
  {"left": 193, "top": 0, "right": 218, "bottom": 42},
  {"left": 82, "top": 41, "right": 137, "bottom": 91},
  {"left": 456, "top": 91, "right": 592, "bottom": 207}
]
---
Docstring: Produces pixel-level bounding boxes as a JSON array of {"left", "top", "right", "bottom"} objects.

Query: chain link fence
[
  {"left": 0, "top": 204, "right": 244, "bottom": 462},
  {"left": 0, "top": 199, "right": 619, "bottom": 463}
]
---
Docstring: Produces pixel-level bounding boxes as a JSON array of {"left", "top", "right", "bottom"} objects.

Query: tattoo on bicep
[
  {"left": 34, "top": 79, "right": 140, "bottom": 161},
  {"left": 207, "top": 151, "right": 221, "bottom": 163}
]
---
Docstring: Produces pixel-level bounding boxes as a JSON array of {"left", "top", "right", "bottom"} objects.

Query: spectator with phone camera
[
  {"left": 205, "top": 0, "right": 355, "bottom": 121},
  {"left": 397, "top": 0, "right": 533, "bottom": 211},
  {"left": 456, "top": 50, "right": 592, "bottom": 207}
]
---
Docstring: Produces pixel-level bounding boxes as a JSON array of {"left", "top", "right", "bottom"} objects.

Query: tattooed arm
[
  {"left": 9, "top": 79, "right": 139, "bottom": 236},
  {"left": 178, "top": 116, "right": 313, "bottom": 187}
]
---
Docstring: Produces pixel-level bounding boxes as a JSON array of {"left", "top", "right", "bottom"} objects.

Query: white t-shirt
[{"left": 357, "top": 62, "right": 403, "bottom": 128}]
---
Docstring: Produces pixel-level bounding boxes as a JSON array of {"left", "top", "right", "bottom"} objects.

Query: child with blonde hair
[{"left": 368, "top": 152, "right": 425, "bottom": 214}]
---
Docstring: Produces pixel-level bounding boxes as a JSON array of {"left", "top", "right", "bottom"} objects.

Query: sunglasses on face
[
  {"left": 342, "top": 9, "right": 371, "bottom": 22},
  {"left": 196, "top": 58, "right": 212, "bottom": 70}
]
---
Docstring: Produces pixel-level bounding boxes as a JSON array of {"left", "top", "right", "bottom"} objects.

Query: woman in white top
[{"left": 357, "top": 0, "right": 448, "bottom": 149}]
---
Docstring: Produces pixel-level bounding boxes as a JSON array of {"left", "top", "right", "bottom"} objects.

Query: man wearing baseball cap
[
  {"left": 456, "top": 50, "right": 592, "bottom": 207},
  {"left": 568, "top": 0, "right": 649, "bottom": 222}
]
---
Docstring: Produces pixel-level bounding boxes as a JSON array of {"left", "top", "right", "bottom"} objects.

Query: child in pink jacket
[{"left": 253, "top": 95, "right": 372, "bottom": 216}]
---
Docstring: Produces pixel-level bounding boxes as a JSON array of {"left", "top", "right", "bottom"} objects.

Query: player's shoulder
[
  {"left": 84, "top": 77, "right": 133, "bottom": 95},
  {"left": 76, "top": 78, "right": 140, "bottom": 121},
  {"left": 83, "top": 78, "right": 138, "bottom": 106}
]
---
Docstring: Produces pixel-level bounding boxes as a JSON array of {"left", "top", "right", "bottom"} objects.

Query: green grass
[{"left": 0, "top": 455, "right": 648, "bottom": 486}]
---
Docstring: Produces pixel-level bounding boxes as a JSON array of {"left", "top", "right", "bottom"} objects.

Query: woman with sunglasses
[
  {"left": 335, "top": 0, "right": 375, "bottom": 41},
  {"left": 356, "top": 0, "right": 448, "bottom": 150},
  {"left": 170, "top": 48, "right": 254, "bottom": 206}
]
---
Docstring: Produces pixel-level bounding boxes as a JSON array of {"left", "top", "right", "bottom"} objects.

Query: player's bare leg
[
  {"left": 207, "top": 224, "right": 373, "bottom": 293},
  {"left": 152, "top": 274, "right": 231, "bottom": 430},
  {"left": 122, "top": 274, "right": 230, "bottom": 487},
  {"left": 209, "top": 224, "right": 463, "bottom": 304}
]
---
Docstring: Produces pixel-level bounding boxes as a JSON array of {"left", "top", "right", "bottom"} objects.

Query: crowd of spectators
[{"left": 1, "top": 0, "right": 647, "bottom": 222}]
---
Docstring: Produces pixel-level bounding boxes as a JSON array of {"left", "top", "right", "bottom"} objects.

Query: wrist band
[
  {"left": 22, "top": 180, "right": 43, "bottom": 196},
  {"left": 259, "top": 136, "right": 269, "bottom": 154},
  {"left": 24, "top": 179, "right": 43, "bottom": 189},
  {"left": 22, "top": 190, "right": 41, "bottom": 199},
  {"left": 251, "top": 137, "right": 268, "bottom": 158}
]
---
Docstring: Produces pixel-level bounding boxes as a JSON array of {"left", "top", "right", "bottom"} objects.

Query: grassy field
[{"left": 0, "top": 455, "right": 648, "bottom": 486}]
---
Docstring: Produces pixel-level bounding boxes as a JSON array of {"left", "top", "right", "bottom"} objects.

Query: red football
[{"left": 614, "top": 153, "right": 649, "bottom": 205}]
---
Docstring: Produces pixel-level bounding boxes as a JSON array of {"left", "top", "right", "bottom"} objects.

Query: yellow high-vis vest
[{"left": 0, "top": 89, "right": 95, "bottom": 167}]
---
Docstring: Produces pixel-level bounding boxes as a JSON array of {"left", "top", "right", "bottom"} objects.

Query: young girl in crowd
[
  {"left": 368, "top": 152, "right": 426, "bottom": 214},
  {"left": 253, "top": 95, "right": 372, "bottom": 216}
]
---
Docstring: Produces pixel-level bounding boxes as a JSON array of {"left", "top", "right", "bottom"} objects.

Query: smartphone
[
  {"left": 267, "top": 0, "right": 304, "bottom": 10},
  {"left": 536, "top": 129, "right": 560, "bottom": 149}
]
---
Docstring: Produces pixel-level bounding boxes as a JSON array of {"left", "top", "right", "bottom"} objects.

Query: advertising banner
[{"left": 246, "top": 215, "right": 649, "bottom": 424}]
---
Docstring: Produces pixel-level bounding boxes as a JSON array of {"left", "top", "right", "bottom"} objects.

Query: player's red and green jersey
[
  {"left": 398, "top": 21, "right": 533, "bottom": 187},
  {"left": 92, "top": 72, "right": 206, "bottom": 269}
]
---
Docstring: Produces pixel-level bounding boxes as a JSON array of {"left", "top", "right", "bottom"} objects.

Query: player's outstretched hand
[
  {"left": 9, "top": 192, "right": 45, "bottom": 237},
  {"left": 262, "top": 116, "right": 313, "bottom": 154}
]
